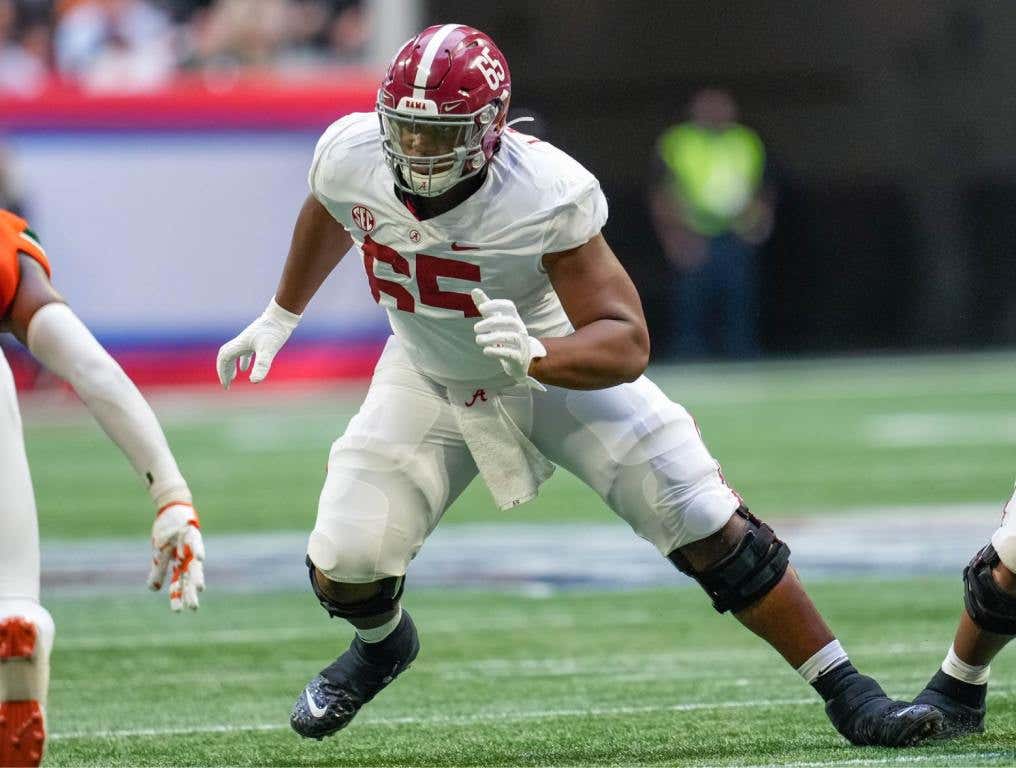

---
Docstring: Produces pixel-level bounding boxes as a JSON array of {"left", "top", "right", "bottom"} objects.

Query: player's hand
[
  {"left": 147, "top": 502, "right": 206, "bottom": 612},
  {"left": 216, "top": 298, "right": 302, "bottom": 389},
  {"left": 471, "top": 289, "right": 547, "bottom": 390}
]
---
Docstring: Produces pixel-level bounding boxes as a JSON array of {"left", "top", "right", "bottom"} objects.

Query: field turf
[
  {"left": 19, "top": 352, "right": 1016, "bottom": 766},
  {"left": 44, "top": 580, "right": 1016, "bottom": 767},
  {"left": 23, "top": 352, "right": 1016, "bottom": 538}
]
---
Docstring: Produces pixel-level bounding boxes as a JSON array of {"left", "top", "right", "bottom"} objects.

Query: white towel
[{"left": 447, "top": 383, "right": 555, "bottom": 510}]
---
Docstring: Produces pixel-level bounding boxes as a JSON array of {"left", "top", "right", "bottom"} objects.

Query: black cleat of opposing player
[
  {"left": 819, "top": 662, "right": 944, "bottom": 747},
  {"left": 913, "top": 669, "right": 986, "bottom": 738},
  {"left": 290, "top": 610, "right": 419, "bottom": 740}
]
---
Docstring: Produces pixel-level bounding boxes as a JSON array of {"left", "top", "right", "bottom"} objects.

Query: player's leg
[
  {"left": 670, "top": 509, "right": 835, "bottom": 667},
  {"left": 530, "top": 377, "right": 942, "bottom": 747},
  {"left": 0, "top": 351, "right": 54, "bottom": 768},
  {"left": 291, "top": 339, "right": 477, "bottom": 739},
  {"left": 675, "top": 263, "right": 711, "bottom": 358},
  {"left": 914, "top": 482, "right": 1016, "bottom": 737},
  {"left": 715, "top": 234, "right": 759, "bottom": 359}
]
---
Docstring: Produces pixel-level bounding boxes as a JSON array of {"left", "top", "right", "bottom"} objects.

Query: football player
[
  {"left": 913, "top": 481, "right": 1016, "bottom": 736},
  {"left": 0, "top": 210, "right": 204, "bottom": 767},
  {"left": 217, "top": 24, "right": 941, "bottom": 747}
]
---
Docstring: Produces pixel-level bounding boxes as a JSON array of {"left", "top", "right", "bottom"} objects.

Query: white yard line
[
  {"left": 863, "top": 412, "right": 1016, "bottom": 447},
  {"left": 49, "top": 696, "right": 818, "bottom": 741},
  {"left": 744, "top": 754, "right": 1012, "bottom": 768},
  {"left": 47, "top": 692, "right": 1015, "bottom": 744}
]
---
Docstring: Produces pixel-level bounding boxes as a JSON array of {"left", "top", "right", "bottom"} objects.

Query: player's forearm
[
  {"left": 274, "top": 194, "right": 353, "bottom": 314},
  {"left": 530, "top": 319, "right": 650, "bottom": 390},
  {"left": 26, "top": 302, "right": 190, "bottom": 507}
]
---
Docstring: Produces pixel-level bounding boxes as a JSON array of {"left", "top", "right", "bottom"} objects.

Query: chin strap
[{"left": 504, "top": 116, "right": 535, "bottom": 129}]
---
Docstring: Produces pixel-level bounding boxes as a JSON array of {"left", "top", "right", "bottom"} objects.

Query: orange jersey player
[{"left": 0, "top": 210, "right": 205, "bottom": 767}]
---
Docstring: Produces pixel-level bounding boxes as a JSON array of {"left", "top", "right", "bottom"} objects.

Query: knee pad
[
  {"left": 964, "top": 544, "right": 1016, "bottom": 635},
  {"left": 305, "top": 556, "right": 405, "bottom": 620},
  {"left": 668, "top": 507, "right": 791, "bottom": 614}
]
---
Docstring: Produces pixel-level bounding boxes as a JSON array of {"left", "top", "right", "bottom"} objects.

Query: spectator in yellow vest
[{"left": 650, "top": 89, "right": 774, "bottom": 358}]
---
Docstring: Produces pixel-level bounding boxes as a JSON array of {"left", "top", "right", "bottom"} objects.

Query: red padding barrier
[
  {"left": 5, "top": 340, "right": 385, "bottom": 391},
  {"left": 0, "top": 73, "right": 378, "bottom": 130}
]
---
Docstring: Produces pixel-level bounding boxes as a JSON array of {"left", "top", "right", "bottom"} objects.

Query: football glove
[
  {"left": 471, "top": 289, "right": 547, "bottom": 390},
  {"left": 216, "top": 298, "right": 302, "bottom": 388},
  {"left": 147, "top": 503, "right": 206, "bottom": 612}
]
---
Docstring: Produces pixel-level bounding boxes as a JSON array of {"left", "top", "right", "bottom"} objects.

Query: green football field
[
  {"left": 19, "top": 352, "right": 1016, "bottom": 766},
  {"left": 24, "top": 352, "right": 1016, "bottom": 538},
  {"left": 41, "top": 583, "right": 1016, "bottom": 767}
]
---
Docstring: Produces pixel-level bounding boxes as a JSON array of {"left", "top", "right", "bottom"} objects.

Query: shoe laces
[{"left": 317, "top": 681, "right": 358, "bottom": 719}]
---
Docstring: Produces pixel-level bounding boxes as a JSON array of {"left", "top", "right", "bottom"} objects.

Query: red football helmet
[{"left": 377, "top": 24, "right": 511, "bottom": 197}]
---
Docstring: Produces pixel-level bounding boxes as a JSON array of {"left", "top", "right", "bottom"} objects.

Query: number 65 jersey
[{"left": 309, "top": 112, "right": 608, "bottom": 384}]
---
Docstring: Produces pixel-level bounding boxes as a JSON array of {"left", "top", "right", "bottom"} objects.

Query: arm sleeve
[{"left": 26, "top": 302, "right": 191, "bottom": 509}]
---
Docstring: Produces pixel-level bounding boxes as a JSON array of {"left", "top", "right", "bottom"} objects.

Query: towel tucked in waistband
[{"left": 446, "top": 382, "right": 555, "bottom": 510}]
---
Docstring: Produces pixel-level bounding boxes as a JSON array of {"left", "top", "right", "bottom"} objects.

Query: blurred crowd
[{"left": 0, "top": 0, "right": 368, "bottom": 93}]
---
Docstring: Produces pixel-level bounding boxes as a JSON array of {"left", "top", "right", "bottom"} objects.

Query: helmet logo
[
  {"left": 352, "top": 205, "right": 376, "bottom": 232},
  {"left": 397, "top": 96, "right": 438, "bottom": 114},
  {"left": 476, "top": 46, "right": 506, "bottom": 90}
]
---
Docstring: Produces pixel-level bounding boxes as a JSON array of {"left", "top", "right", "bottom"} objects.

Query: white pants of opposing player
[
  {"left": 0, "top": 351, "right": 40, "bottom": 602},
  {"left": 308, "top": 337, "right": 742, "bottom": 583}
]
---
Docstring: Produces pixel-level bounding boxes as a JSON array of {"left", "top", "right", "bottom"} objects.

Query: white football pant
[
  {"left": 0, "top": 351, "right": 40, "bottom": 602},
  {"left": 308, "top": 337, "right": 741, "bottom": 583},
  {"left": 992, "top": 481, "right": 1016, "bottom": 573}
]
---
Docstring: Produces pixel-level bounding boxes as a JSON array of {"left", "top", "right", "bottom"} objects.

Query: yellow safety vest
[{"left": 658, "top": 122, "right": 765, "bottom": 237}]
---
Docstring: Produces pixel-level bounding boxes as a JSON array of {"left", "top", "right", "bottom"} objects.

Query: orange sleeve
[{"left": 0, "top": 210, "right": 51, "bottom": 317}]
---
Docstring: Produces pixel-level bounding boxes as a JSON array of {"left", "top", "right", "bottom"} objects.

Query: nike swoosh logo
[
  {"left": 305, "top": 690, "right": 328, "bottom": 719},
  {"left": 893, "top": 705, "right": 922, "bottom": 718},
  {"left": 451, "top": 242, "right": 479, "bottom": 251}
]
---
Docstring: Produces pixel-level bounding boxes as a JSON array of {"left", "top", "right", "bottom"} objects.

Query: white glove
[
  {"left": 147, "top": 502, "right": 205, "bottom": 612},
  {"left": 471, "top": 289, "right": 547, "bottom": 389},
  {"left": 216, "top": 298, "right": 301, "bottom": 389}
]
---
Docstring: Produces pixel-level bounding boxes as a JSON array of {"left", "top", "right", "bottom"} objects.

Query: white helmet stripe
[{"left": 413, "top": 24, "right": 461, "bottom": 99}]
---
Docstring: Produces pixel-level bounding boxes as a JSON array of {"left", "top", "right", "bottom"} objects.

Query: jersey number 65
[{"left": 362, "top": 236, "right": 482, "bottom": 318}]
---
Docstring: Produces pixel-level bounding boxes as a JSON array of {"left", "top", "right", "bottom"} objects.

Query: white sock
[
  {"left": 941, "top": 644, "right": 990, "bottom": 685},
  {"left": 0, "top": 352, "right": 40, "bottom": 602},
  {"left": 797, "top": 639, "right": 849, "bottom": 683},
  {"left": 26, "top": 302, "right": 191, "bottom": 507},
  {"left": 355, "top": 605, "right": 403, "bottom": 643}
]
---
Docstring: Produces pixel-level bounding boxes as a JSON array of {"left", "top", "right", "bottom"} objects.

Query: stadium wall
[{"left": 0, "top": 78, "right": 389, "bottom": 388}]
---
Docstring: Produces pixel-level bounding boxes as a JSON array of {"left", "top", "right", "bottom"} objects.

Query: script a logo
[
  {"left": 351, "top": 205, "right": 376, "bottom": 232},
  {"left": 464, "top": 389, "right": 487, "bottom": 407}
]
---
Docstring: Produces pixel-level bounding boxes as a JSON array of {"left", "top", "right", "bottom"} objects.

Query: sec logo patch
[{"left": 351, "top": 205, "right": 376, "bottom": 232}]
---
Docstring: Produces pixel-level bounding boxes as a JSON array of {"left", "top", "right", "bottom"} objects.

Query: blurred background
[
  {"left": 6, "top": 5, "right": 1016, "bottom": 762},
  {"left": 1, "top": 1, "right": 1015, "bottom": 384}
]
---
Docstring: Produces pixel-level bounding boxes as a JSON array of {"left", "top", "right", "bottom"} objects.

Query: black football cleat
[
  {"left": 913, "top": 669, "right": 986, "bottom": 738},
  {"left": 822, "top": 664, "right": 943, "bottom": 747},
  {"left": 290, "top": 611, "right": 419, "bottom": 740}
]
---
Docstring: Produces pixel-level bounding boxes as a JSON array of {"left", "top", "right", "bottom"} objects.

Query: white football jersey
[{"left": 309, "top": 112, "right": 608, "bottom": 383}]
